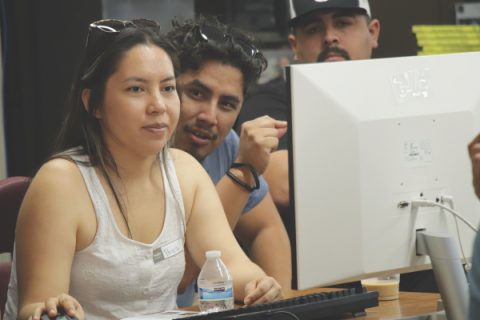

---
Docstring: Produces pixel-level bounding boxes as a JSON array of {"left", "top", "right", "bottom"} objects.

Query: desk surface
[{"left": 287, "top": 288, "right": 441, "bottom": 319}]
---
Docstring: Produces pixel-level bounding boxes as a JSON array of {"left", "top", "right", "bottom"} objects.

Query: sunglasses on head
[
  {"left": 85, "top": 18, "right": 160, "bottom": 48},
  {"left": 89, "top": 18, "right": 160, "bottom": 32},
  {"left": 192, "top": 24, "right": 260, "bottom": 58},
  {"left": 83, "top": 18, "right": 160, "bottom": 72}
]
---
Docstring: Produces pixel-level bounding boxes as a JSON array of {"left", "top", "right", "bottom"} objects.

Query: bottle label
[{"left": 199, "top": 286, "right": 233, "bottom": 300}]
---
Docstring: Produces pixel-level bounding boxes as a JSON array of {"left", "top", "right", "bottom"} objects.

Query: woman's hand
[
  {"left": 243, "top": 276, "right": 283, "bottom": 305},
  {"left": 29, "top": 294, "right": 84, "bottom": 320}
]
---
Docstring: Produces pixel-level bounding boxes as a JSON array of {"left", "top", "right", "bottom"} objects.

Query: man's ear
[
  {"left": 368, "top": 19, "right": 381, "bottom": 49},
  {"left": 288, "top": 34, "right": 299, "bottom": 61},
  {"left": 81, "top": 89, "right": 101, "bottom": 119}
]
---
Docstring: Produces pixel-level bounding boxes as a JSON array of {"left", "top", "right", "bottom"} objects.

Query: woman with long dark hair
[{"left": 3, "top": 19, "right": 282, "bottom": 320}]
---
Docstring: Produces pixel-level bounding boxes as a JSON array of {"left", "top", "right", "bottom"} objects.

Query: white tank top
[{"left": 4, "top": 151, "right": 186, "bottom": 320}]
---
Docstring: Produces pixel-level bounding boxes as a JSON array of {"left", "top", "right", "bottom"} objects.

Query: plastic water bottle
[{"left": 197, "top": 250, "right": 234, "bottom": 312}]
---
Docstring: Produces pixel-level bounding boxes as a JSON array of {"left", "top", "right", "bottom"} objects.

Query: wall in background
[
  {"left": 102, "top": 0, "right": 194, "bottom": 31},
  {"left": 193, "top": 0, "right": 463, "bottom": 82},
  {"left": 2, "top": 0, "right": 470, "bottom": 177},
  {"left": 3, "top": 0, "right": 101, "bottom": 177},
  {"left": 371, "top": 0, "right": 458, "bottom": 58}
]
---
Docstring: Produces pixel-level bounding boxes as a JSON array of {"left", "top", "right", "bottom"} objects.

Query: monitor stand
[{"left": 414, "top": 230, "right": 469, "bottom": 320}]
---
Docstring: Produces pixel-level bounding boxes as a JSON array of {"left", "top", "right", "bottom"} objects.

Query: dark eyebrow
[
  {"left": 123, "top": 75, "right": 176, "bottom": 84},
  {"left": 185, "top": 79, "right": 212, "bottom": 94},
  {"left": 124, "top": 77, "right": 147, "bottom": 84},
  {"left": 161, "top": 75, "right": 176, "bottom": 83},
  {"left": 221, "top": 95, "right": 241, "bottom": 105},
  {"left": 185, "top": 79, "right": 241, "bottom": 104}
]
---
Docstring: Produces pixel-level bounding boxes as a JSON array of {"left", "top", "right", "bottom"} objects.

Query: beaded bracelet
[{"left": 226, "top": 162, "right": 260, "bottom": 192}]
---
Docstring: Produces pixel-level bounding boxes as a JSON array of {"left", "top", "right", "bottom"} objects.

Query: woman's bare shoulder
[
  {"left": 35, "top": 158, "right": 83, "bottom": 186},
  {"left": 168, "top": 148, "right": 207, "bottom": 177},
  {"left": 169, "top": 148, "right": 199, "bottom": 165},
  {"left": 167, "top": 148, "right": 214, "bottom": 215},
  {"left": 18, "top": 157, "right": 91, "bottom": 229},
  {"left": 26, "top": 158, "right": 88, "bottom": 206}
]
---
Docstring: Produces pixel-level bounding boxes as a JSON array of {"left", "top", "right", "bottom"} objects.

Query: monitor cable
[{"left": 440, "top": 196, "right": 472, "bottom": 272}]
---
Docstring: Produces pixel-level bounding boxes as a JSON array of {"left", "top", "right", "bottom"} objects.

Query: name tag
[{"left": 153, "top": 238, "right": 183, "bottom": 263}]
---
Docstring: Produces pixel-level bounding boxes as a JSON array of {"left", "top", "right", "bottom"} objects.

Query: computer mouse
[{"left": 40, "top": 308, "right": 78, "bottom": 320}]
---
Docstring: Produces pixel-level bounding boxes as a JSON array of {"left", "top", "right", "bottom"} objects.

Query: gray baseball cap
[{"left": 289, "top": 0, "right": 371, "bottom": 26}]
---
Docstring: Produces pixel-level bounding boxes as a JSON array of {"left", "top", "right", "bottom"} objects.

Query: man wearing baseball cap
[
  {"left": 236, "top": 0, "right": 438, "bottom": 293},
  {"left": 288, "top": 0, "right": 379, "bottom": 63},
  {"left": 235, "top": 0, "right": 380, "bottom": 217}
]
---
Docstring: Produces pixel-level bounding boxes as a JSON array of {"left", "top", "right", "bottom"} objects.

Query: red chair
[{"left": 0, "top": 176, "right": 31, "bottom": 316}]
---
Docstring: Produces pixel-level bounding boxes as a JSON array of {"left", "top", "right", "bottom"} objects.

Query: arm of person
[
  {"left": 177, "top": 247, "right": 198, "bottom": 295},
  {"left": 178, "top": 170, "right": 253, "bottom": 294},
  {"left": 172, "top": 149, "right": 282, "bottom": 304},
  {"left": 217, "top": 117, "right": 287, "bottom": 228},
  {"left": 468, "top": 133, "right": 480, "bottom": 319},
  {"left": 16, "top": 159, "right": 88, "bottom": 320},
  {"left": 234, "top": 192, "right": 292, "bottom": 290},
  {"left": 262, "top": 150, "right": 290, "bottom": 209},
  {"left": 215, "top": 169, "right": 253, "bottom": 228},
  {"left": 234, "top": 77, "right": 289, "bottom": 151},
  {"left": 178, "top": 122, "right": 287, "bottom": 295},
  {"left": 469, "top": 133, "right": 480, "bottom": 199}
]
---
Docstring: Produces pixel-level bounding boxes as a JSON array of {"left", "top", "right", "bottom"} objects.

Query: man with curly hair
[{"left": 168, "top": 17, "right": 292, "bottom": 306}]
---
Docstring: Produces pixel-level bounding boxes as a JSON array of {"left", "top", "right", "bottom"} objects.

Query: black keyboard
[{"left": 175, "top": 288, "right": 379, "bottom": 320}]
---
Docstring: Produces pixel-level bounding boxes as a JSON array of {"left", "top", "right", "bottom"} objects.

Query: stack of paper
[{"left": 412, "top": 25, "right": 480, "bottom": 55}]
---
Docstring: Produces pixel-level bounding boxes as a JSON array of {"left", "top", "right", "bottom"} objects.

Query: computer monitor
[{"left": 287, "top": 52, "right": 480, "bottom": 291}]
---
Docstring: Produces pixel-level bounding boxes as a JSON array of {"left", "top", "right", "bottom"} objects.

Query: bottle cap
[{"left": 205, "top": 250, "right": 221, "bottom": 258}]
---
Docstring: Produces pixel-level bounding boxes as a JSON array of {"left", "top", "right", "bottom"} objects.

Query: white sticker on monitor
[{"left": 403, "top": 140, "right": 432, "bottom": 165}]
